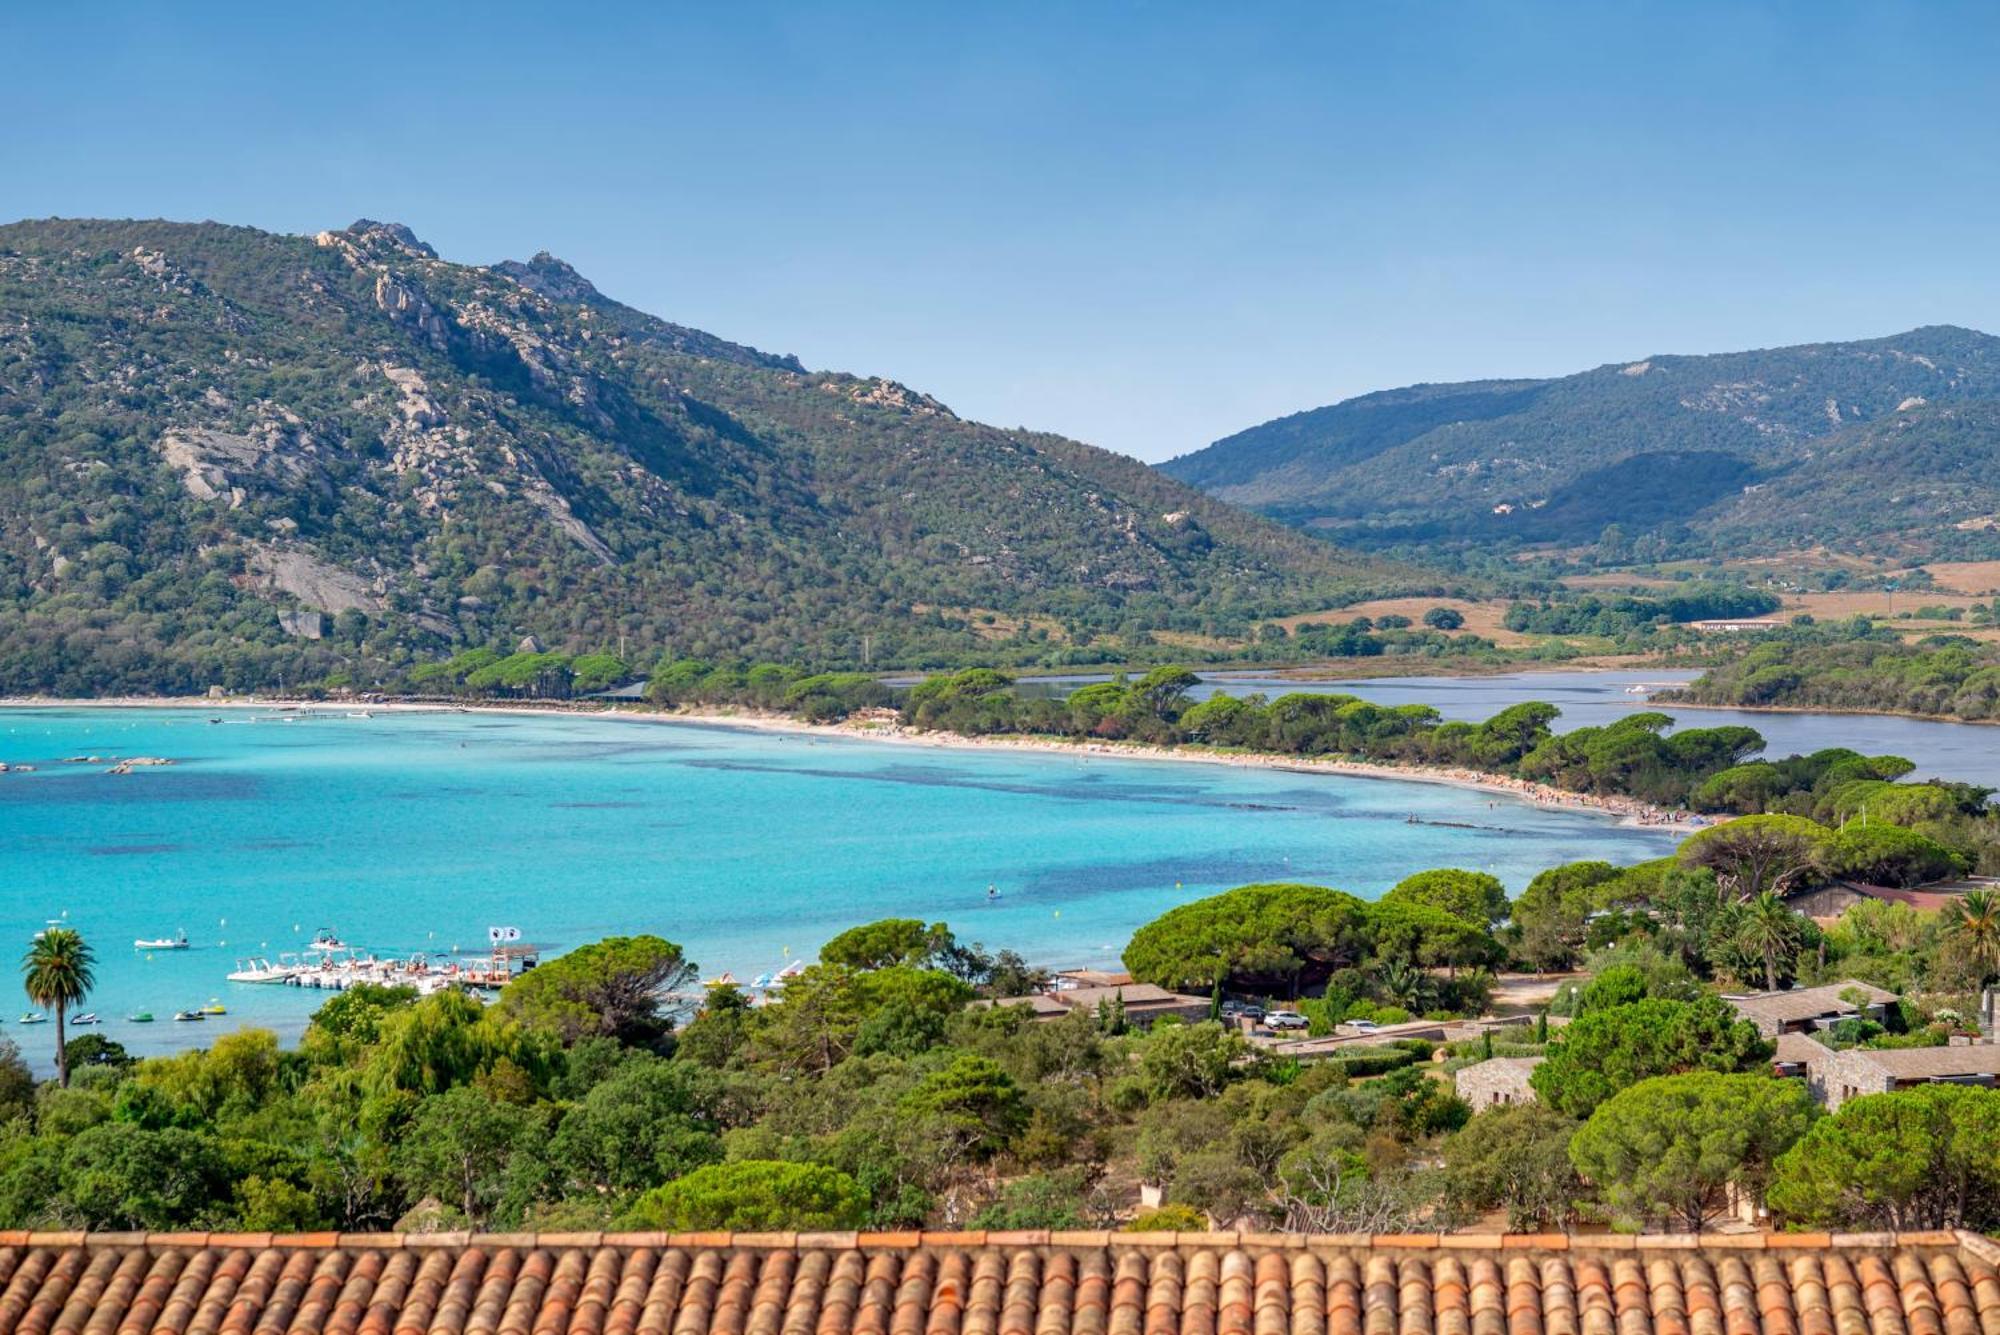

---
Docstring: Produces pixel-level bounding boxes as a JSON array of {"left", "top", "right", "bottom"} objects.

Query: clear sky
[{"left": 4, "top": 2, "right": 1997, "bottom": 462}]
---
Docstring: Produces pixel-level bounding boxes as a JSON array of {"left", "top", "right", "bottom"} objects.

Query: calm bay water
[
  {"left": 1001, "top": 668, "right": 2000, "bottom": 788},
  {"left": 0, "top": 706, "right": 1676, "bottom": 1059},
  {"left": 1192, "top": 669, "right": 2000, "bottom": 789}
]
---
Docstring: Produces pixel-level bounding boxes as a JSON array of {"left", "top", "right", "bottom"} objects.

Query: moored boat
[
  {"left": 17, "top": 1011, "right": 45, "bottom": 1025},
  {"left": 172, "top": 1010, "right": 205, "bottom": 1022},
  {"left": 227, "top": 956, "right": 299, "bottom": 984},
  {"left": 135, "top": 929, "right": 190, "bottom": 950},
  {"left": 127, "top": 1011, "right": 154, "bottom": 1023},
  {"left": 69, "top": 1013, "right": 98, "bottom": 1026}
]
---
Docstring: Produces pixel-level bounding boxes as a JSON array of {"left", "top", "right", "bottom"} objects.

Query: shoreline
[
  {"left": 1652, "top": 695, "right": 2000, "bottom": 728},
  {"left": 0, "top": 693, "right": 1706, "bottom": 832}
]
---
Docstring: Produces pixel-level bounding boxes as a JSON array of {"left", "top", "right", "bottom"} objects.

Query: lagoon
[
  {"left": 0, "top": 706, "right": 1675, "bottom": 1059},
  {"left": 1224, "top": 669, "right": 2000, "bottom": 789}
]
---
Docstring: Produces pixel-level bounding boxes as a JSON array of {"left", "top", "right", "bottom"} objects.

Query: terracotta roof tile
[{"left": 0, "top": 1233, "right": 1988, "bottom": 1335}]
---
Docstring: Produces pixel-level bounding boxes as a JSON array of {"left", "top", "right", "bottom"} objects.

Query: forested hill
[
  {"left": 0, "top": 218, "right": 1404, "bottom": 693},
  {"left": 1162, "top": 326, "right": 2000, "bottom": 558}
]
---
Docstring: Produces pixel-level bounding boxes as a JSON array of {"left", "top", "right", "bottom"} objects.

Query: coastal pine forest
[{"left": 1, "top": 817, "right": 1997, "bottom": 1236}]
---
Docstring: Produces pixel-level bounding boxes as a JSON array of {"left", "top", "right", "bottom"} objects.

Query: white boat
[
  {"left": 69, "top": 1013, "right": 98, "bottom": 1026},
  {"left": 17, "top": 1011, "right": 45, "bottom": 1025},
  {"left": 135, "top": 929, "right": 190, "bottom": 950},
  {"left": 227, "top": 956, "right": 299, "bottom": 984}
]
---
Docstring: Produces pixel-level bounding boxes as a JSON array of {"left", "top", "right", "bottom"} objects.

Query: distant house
[
  {"left": 1454, "top": 1055, "right": 1543, "bottom": 1110},
  {"left": 975, "top": 982, "right": 1209, "bottom": 1028},
  {"left": 1052, "top": 968, "right": 1134, "bottom": 989},
  {"left": 1784, "top": 876, "right": 1995, "bottom": 921},
  {"left": 1686, "top": 618, "right": 1784, "bottom": 632},
  {"left": 969, "top": 992, "right": 1070, "bottom": 1020},
  {"left": 1814, "top": 1043, "right": 2000, "bottom": 1110},
  {"left": 1722, "top": 979, "right": 1896, "bottom": 1038},
  {"left": 1770, "top": 1030, "right": 1831, "bottom": 1080}
]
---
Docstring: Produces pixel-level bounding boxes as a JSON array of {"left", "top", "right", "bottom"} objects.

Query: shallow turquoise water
[{"left": 0, "top": 707, "right": 1675, "bottom": 1058}]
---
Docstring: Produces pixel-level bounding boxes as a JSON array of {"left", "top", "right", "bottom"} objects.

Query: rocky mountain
[
  {"left": 1163, "top": 327, "right": 2000, "bottom": 558},
  {"left": 0, "top": 218, "right": 1403, "bottom": 693}
]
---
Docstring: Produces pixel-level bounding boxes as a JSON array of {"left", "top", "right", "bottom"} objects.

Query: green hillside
[
  {"left": 0, "top": 218, "right": 1406, "bottom": 693},
  {"left": 1164, "top": 327, "right": 2000, "bottom": 558}
]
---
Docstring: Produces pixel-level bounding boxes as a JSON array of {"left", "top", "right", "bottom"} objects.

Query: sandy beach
[{"left": 0, "top": 694, "right": 1708, "bottom": 832}]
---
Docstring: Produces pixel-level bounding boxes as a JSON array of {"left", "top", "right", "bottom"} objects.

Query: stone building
[
  {"left": 1811, "top": 1041, "right": 2000, "bottom": 1110},
  {"left": 1723, "top": 979, "right": 1896, "bottom": 1037},
  {"left": 974, "top": 982, "right": 1210, "bottom": 1028},
  {"left": 1453, "top": 1054, "right": 1543, "bottom": 1110}
]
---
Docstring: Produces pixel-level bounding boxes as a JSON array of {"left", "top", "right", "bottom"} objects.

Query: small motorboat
[
  {"left": 309, "top": 928, "right": 347, "bottom": 950},
  {"left": 127, "top": 1010, "right": 155, "bottom": 1023},
  {"left": 16, "top": 1011, "right": 45, "bottom": 1025},
  {"left": 135, "top": 929, "right": 190, "bottom": 950},
  {"left": 69, "top": 1013, "right": 99, "bottom": 1026},
  {"left": 172, "top": 1010, "right": 205, "bottom": 1022},
  {"left": 227, "top": 956, "right": 299, "bottom": 984},
  {"left": 200, "top": 1000, "right": 227, "bottom": 1015},
  {"left": 702, "top": 971, "right": 739, "bottom": 989}
]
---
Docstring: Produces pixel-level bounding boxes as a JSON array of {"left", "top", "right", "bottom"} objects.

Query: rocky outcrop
[
  {"left": 489, "top": 252, "right": 601, "bottom": 304},
  {"left": 157, "top": 427, "right": 315, "bottom": 506},
  {"left": 247, "top": 544, "right": 381, "bottom": 615},
  {"left": 835, "top": 377, "right": 956, "bottom": 418}
]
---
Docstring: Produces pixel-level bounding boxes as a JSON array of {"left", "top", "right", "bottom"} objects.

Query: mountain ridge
[
  {"left": 0, "top": 216, "right": 1407, "bottom": 693},
  {"left": 1163, "top": 325, "right": 2000, "bottom": 557}
]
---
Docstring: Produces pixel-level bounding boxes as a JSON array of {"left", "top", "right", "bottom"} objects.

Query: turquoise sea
[{"left": 0, "top": 707, "right": 1677, "bottom": 1060}]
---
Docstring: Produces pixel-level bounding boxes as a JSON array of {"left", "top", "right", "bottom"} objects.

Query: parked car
[
  {"left": 1343, "top": 1018, "right": 1380, "bottom": 1034},
  {"left": 1264, "top": 1010, "right": 1309, "bottom": 1030},
  {"left": 1222, "top": 1002, "right": 1265, "bottom": 1022}
]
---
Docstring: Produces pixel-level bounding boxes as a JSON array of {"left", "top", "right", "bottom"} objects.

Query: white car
[
  {"left": 1344, "top": 1019, "right": 1380, "bottom": 1034},
  {"left": 1264, "top": 1010, "right": 1309, "bottom": 1030}
]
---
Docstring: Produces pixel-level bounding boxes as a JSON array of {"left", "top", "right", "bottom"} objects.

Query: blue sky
[{"left": 4, "top": 2, "right": 1997, "bottom": 461}]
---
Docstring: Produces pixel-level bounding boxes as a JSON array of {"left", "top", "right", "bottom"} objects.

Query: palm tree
[
  {"left": 1735, "top": 893, "right": 1803, "bottom": 992},
  {"left": 23, "top": 928, "right": 94, "bottom": 1088},
  {"left": 1377, "top": 959, "right": 1434, "bottom": 1013},
  {"left": 1949, "top": 889, "right": 2000, "bottom": 982}
]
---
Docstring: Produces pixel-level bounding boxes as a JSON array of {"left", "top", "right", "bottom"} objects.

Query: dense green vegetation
[
  {"left": 1164, "top": 324, "right": 2000, "bottom": 561},
  {"left": 1669, "top": 637, "right": 2000, "bottom": 721},
  {"left": 6, "top": 819, "right": 1999, "bottom": 1236},
  {"left": 896, "top": 666, "right": 1981, "bottom": 828},
  {"left": 1501, "top": 583, "right": 1779, "bottom": 636},
  {"left": 0, "top": 217, "right": 1420, "bottom": 694}
]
